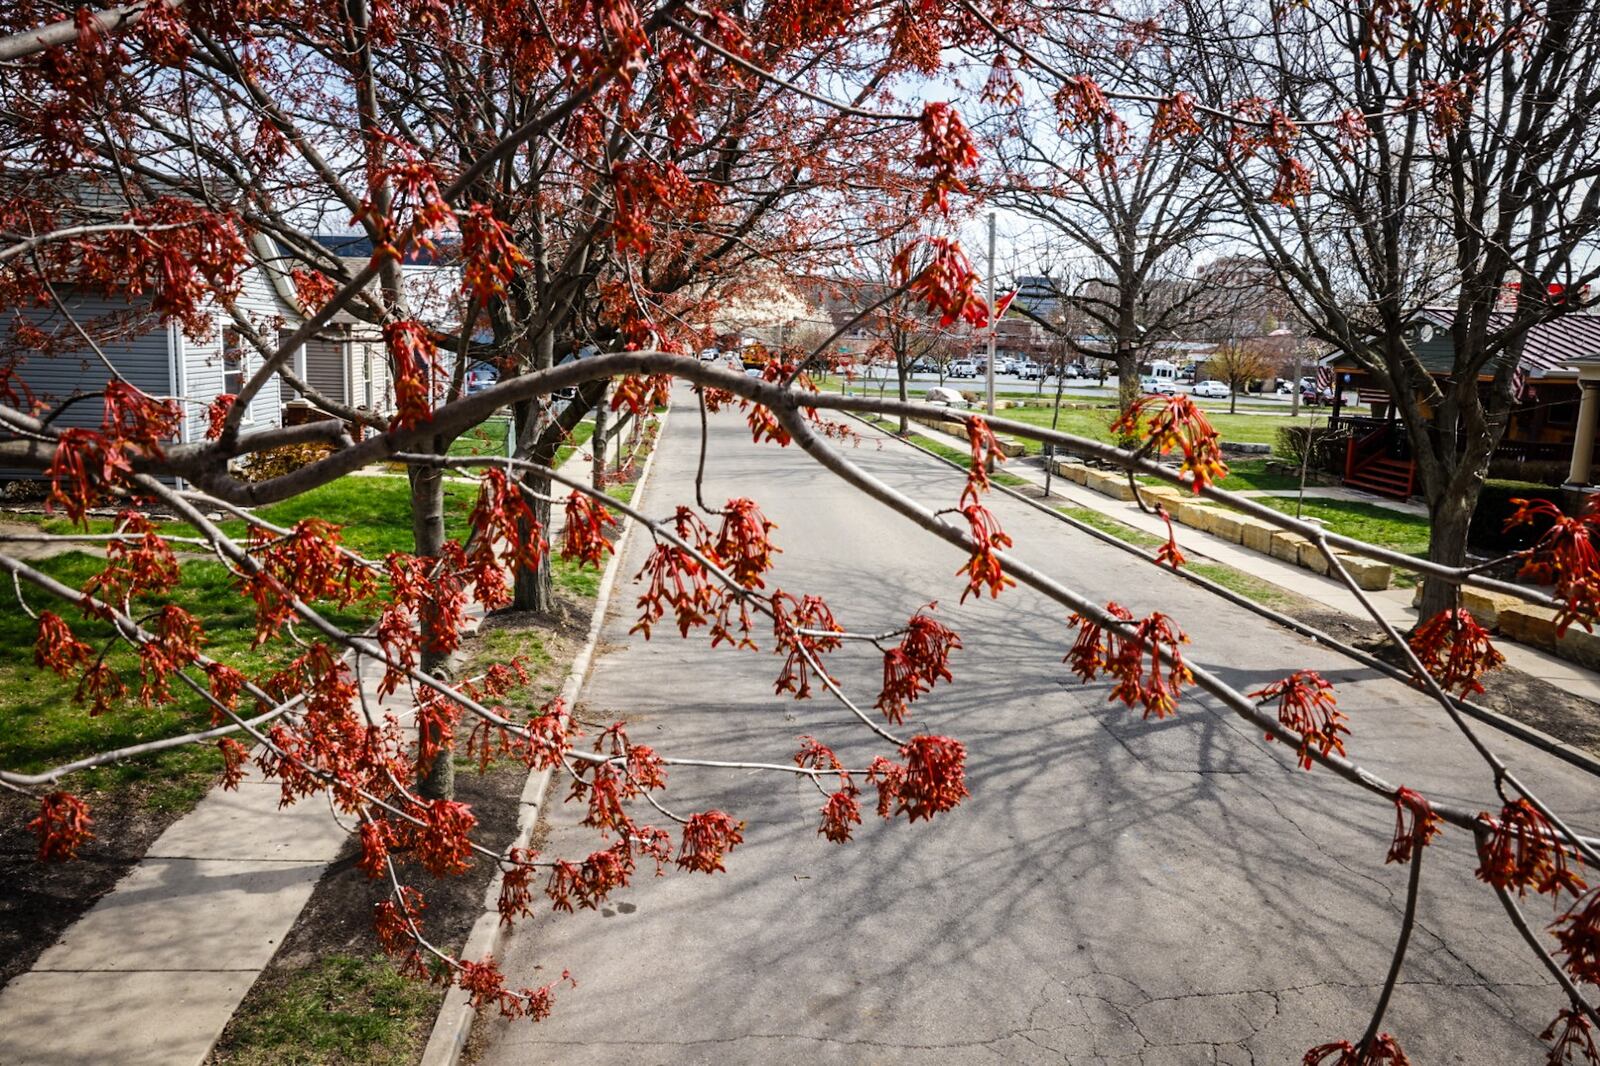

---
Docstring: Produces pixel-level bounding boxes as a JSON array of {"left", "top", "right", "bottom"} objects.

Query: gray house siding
[
  {"left": 3, "top": 294, "right": 174, "bottom": 429},
  {"left": 181, "top": 263, "right": 293, "bottom": 439},
  {"left": 304, "top": 335, "right": 347, "bottom": 404}
]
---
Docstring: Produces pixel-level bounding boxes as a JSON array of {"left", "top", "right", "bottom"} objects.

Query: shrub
[
  {"left": 1276, "top": 424, "right": 1350, "bottom": 474},
  {"left": 1467, "top": 479, "right": 1572, "bottom": 554},
  {"left": 238, "top": 442, "right": 337, "bottom": 483}
]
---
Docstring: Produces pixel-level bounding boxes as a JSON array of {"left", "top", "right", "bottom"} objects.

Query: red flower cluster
[
  {"left": 1154, "top": 506, "right": 1186, "bottom": 569},
  {"left": 30, "top": 791, "right": 93, "bottom": 862},
  {"left": 876, "top": 606, "right": 962, "bottom": 724},
  {"left": 561, "top": 491, "right": 618, "bottom": 569},
  {"left": 468, "top": 468, "right": 545, "bottom": 580},
  {"left": 1408, "top": 608, "right": 1504, "bottom": 697},
  {"left": 868, "top": 735, "right": 970, "bottom": 823},
  {"left": 384, "top": 320, "right": 442, "bottom": 430},
  {"left": 961, "top": 416, "right": 1004, "bottom": 506},
  {"left": 676, "top": 810, "right": 745, "bottom": 874},
  {"left": 1111, "top": 394, "right": 1228, "bottom": 492},
  {"left": 1476, "top": 798, "right": 1587, "bottom": 898},
  {"left": 914, "top": 102, "right": 980, "bottom": 214},
  {"left": 1303, "top": 1034, "right": 1411, "bottom": 1065},
  {"left": 1251, "top": 670, "right": 1348, "bottom": 770},
  {"left": 714, "top": 497, "right": 780, "bottom": 588},
  {"left": 34, "top": 611, "right": 91, "bottom": 678},
  {"left": 892, "top": 237, "right": 990, "bottom": 329},
  {"left": 1553, "top": 890, "right": 1600, "bottom": 989},
  {"left": 459, "top": 203, "right": 530, "bottom": 304},
  {"left": 1066, "top": 603, "right": 1192, "bottom": 720},
  {"left": 1540, "top": 1009, "right": 1599, "bottom": 1065},
  {"left": 771, "top": 589, "right": 843, "bottom": 699},
  {"left": 1385, "top": 787, "right": 1441, "bottom": 865},
  {"left": 956, "top": 504, "right": 1015, "bottom": 602},
  {"left": 1505, "top": 497, "right": 1600, "bottom": 634}
]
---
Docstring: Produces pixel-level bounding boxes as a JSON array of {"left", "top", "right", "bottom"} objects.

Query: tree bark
[
  {"left": 409, "top": 457, "right": 455, "bottom": 801},
  {"left": 1416, "top": 489, "right": 1475, "bottom": 621},
  {"left": 1116, "top": 349, "right": 1138, "bottom": 414},
  {"left": 592, "top": 383, "right": 610, "bottom": 489},
  {"left": 511, "top": 399, "right": 557, "bottom": 615},
  {"left": 896, "top": 351, "right": 910, "bottom": 434}
]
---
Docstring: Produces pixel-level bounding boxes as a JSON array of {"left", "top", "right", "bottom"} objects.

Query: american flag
[
  {"left": 1315, "top": 366, "right": 1333, "bottom": 391},
  {"left": 1510, "top": 359, "right": 1530, "bottom": 403}
]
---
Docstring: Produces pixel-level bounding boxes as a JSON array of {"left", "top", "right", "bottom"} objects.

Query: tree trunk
[
  {"left": 1116, "top": 350, "right": 1139, "bottom": 414},
  {"left": 511, "top": 401, "right": 558, "bottom": 615},
  {"left": 409, "top": 458, "right": 455, "bottom": 801},
  {"left": 592, "top": 384, "right": 610, "bottom": 490},
  {"left": 1416, "top": 489, "right": 1475, "bottom": 622},
  {"left": 896, "top": 354, "right": 909, "bottom": 434}
]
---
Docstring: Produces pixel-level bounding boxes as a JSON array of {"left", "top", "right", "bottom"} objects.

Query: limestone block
[
  {"left": 1090, "top": 471, "right": 1136, "bottom": 501},
  {"left": 1334, "top": 553, "right": 1392, "bottom": 591},
  {"left": 1498, "top": 603, "right": 1562, "bottom": 651},
  {"left": 1239, "top": 517, "right": 1277, "bottom": 555},
  {"left": 1298, "top": 541, "right": 1332, "bottom": 575},
  {"left": 1460, "top": 587, "right": 1528, "bottom": 632},
  {"left": 1207, "top": 511, "right": 1246, "bottom": 544},
  {"left": 1557, "top": 623, "right": 1600, "bottom": 671},
  {"left": 1172, "top": 499, "right": 1216, "bottom": 529},
  {"left": 994, "top": 438, "right": 1025, "bottom": 458},
  {"left": 1270, "top": 530, "right": 1311, "bottom": 564}
]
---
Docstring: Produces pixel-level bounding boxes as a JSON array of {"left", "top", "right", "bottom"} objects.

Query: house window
[{"left": 222, "top": 327, "right": 252, "bottom": 422}]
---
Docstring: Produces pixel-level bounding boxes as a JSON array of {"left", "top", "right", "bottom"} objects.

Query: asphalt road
[{"left": 477, "top": 394, "right": 1598, "bottom": 1065}]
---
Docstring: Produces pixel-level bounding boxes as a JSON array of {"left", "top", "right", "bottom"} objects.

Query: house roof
[{"left": 1325, "top": 309, "right": 1600, "bottom": 378}]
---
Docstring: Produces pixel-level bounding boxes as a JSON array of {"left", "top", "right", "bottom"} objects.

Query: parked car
[
  {"left": 1276, "top": 379, "right": 1294, "bottom": 394},
  {"left": 1192, "top": 379, "right": 1230, "bottom": 399},
  {"left": 1300, "top": 383, "right": 1334, "bottom": 406},
  {"left": 910, "top": 358, "right": 936, "bottom": 373},
  {"left": 1140, "top": 375, "right": 1181, "bottom": 396},
  {"left": 464, "top": 365, "right": 499, "bottom": 394},
  {"left": 1016, "top": 361, "right": 1041, "bottom": 380},
  {"left": 948, "top": 359, "right": 979, "bottom": 379}
]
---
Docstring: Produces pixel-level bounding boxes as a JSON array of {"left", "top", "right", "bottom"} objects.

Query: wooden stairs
[{"left": 1343, "top": 426, "right": 1416, "bottom": 499}]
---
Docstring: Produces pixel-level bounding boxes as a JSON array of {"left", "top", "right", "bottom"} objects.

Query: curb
[{"left": 419, "top": 406, "right": 667, "bottom": 1066}]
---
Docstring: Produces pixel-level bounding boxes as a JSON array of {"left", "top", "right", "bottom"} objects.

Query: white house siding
[
  {"left": 181, "top": 263, "right": 294, "bottom": 439},
  {"left": 304, "top": 334, "right": 348, "bottom": 404}
]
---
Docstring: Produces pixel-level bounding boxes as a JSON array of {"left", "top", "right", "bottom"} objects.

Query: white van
[{"left": 1140, "top": 360, "right": 1180, "bottom": 395}]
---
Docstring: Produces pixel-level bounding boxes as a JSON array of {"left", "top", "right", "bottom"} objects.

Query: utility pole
[{"left": 985, "top": 211, "right": 997, "bottom": 417}]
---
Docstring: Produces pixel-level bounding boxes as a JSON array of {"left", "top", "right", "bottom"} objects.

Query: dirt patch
[
  {"left": 0, "top": 781, "right": 198, "bottom": 990},
  {"left": 208, "top": 601, "right": 588, "bottom": 1065}
]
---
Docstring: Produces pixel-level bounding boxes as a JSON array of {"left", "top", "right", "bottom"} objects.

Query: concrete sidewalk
[
  {"left": 900, "top": 418, "right": 1600, "bottom": 704},
  {"left": 0, "top": 446, "right": 605, "bottom": 1066}
]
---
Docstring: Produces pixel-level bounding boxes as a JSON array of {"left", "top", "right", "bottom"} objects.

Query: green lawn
[
  {"left": 865, "top": 418, "right": 1031, "bottom": 488},
  {"left": 994, "top": 403, "right": 1323, "bottom": 451},
  {"left": 1251, "top": 496, "right": 1431, "bottom": 558}
]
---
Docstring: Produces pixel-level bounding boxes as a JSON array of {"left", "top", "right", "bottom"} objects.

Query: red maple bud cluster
[
  {"left": 29, "top": 791, "right": 93, "bottom": 862},
  {"left": 1251, "top": 670, "right": 1348, "bottom": 770},
  {"left": 561, "top": 491, "right": 618, "bottom": 569},
  {"left": 914, "top": 102, "right": 980, "bottom": 214},
  {"left": 1154, "top": 506, "right": 1186, "bottom": 569},
  {"left": 893, "top": 237, "right": 990, "bottom": 329},
  {"left": 46, "top": 382, "right": 179, "bottom": 522},
  {"left": 793, "top": 736, "right": 863, "bottom": 842},
  {"left": 1066, "top": 603, "right": 1192, "bottom": 720},
  {"left": 1152, "top": 92, "right": 1204, "bottom": 141},
  {"left": 288, "top": 268, "right": 338, "bottom": 313},
  {"left": 771, "top": 589, "right": 843, "bottom": 699},
  {"left": 205, "top": 394, "right": 235, "bottom": 440},
  {"left": 1540, "top": 1009, "right": 1600, "bottom": 1065},
  {"left": 677, "top": 810, "right": 745, "bottom": 874},
  {"left": 244, "top": 518, "right": 374, "bottom": 644},
  {"left": 1303, "top": 1034, "right": 1411, "bottom": 1065},
  {"left": 962, "top": 416, "right": 1004, "bottom": 505},
  {"left": 459, "top": 203, "right": 530, "bottom": 304},
  {"left": 84, "top": 511, "right": 181, "bottom": 605},
  {"left": 877, "top": 607, "right": 962, "bottom": 724},
  {"left": 869, "top": 735, "right": 970, "bottom": 823},
  {"left": 1054, "top": 75, "right": 1111, "bottom": 130},
  {"left": 1111, "top": 394, "right": 1229, "bottom": 492},
  {"left": 1407, "top": 607, "right": 1505, "bottom": 697},
  {"left": 1553, "top": 889, "right": 1600, "bottom": 990},
  {"left": 34, "top": 611, "right": 91, "bottom": 678},
  {"left": 217, "top": 737, "right": 250, "bottom": 791},
  {"left": 1386, "top": 786, "right": 1442, "bottom": 865},
  {"left": 955, "top": 503, "right": 1015, "bottom": 602},
  {"left": 633, "top": 530, "right": 713, "bottom": 640},
  {"left": 384, "top": 320, "right": 442, "bottom": 430},
  {"left": 468, "top": 468, "right": 545, "bottom": 579},
  {"left": 1505, "top": 497, "right": 1600, "bottom": 634},
  {"left": 1476, "top": 798, "right": 1587, "bottom": 898},
  {"left": 713, "top": 497, "right": 780, "bottom": 588}
]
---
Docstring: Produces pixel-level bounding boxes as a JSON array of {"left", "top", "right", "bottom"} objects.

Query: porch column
[{"left": 1567, "top": 381, "right": 1600, "bottom": 486}]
